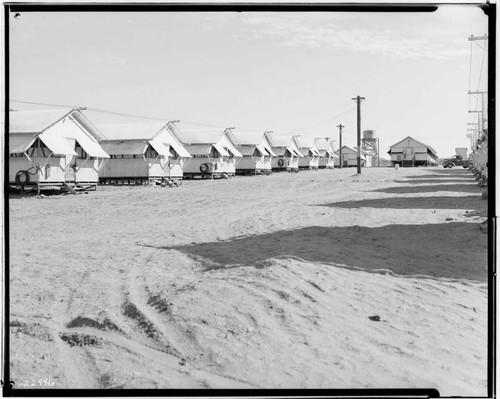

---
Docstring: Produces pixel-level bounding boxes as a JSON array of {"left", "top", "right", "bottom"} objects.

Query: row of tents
[{"left": 8, "top": 108, "right": 368, "bottom": 192}]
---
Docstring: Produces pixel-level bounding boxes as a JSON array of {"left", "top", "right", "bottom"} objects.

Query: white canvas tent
[
  {"left": 314, "top": 138, "right": 337, "bottom": 169},
  {"left": 294, "top": 136, "right": 321, "bottom": 170},
  {"left": 226, "top": 130, "right": 276, "bottom": 175},
  {"left": 98, "top": 122, "right": 191, "bottom": 184},
  {"left": 9, "top": 109, "right": 109, "bottom": 192},
  {"left": 265, "top": 133, "right": 303, "bottom": 172},
  {"left": 168, "top": 125, "right": 242, "bottom": 179}
]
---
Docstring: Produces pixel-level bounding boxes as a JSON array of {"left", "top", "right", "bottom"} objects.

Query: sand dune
[{"left": 9, "top": 167, "right": 488, "bottom": 395}]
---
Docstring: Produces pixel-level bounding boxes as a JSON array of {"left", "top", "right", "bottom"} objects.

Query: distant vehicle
[{"left": 442, "top": 155, "right": 472, "bottom": 168}]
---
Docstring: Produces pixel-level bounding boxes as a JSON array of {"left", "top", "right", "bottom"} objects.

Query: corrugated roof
[
  {"left": 9, "top": 109, "right": 73, "bottom": 134},
  {"left": 98, "top": 123, "right": 165, "bottom": 141}
]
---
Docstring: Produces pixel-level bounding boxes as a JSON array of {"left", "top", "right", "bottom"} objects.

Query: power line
[{"left": 298, "top": 107, "right": 356, "bottom": 131}]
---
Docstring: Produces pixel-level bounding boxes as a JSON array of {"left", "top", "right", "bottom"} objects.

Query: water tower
[{"left": 361, "top": 130, "right": 379, "bottom": 167}]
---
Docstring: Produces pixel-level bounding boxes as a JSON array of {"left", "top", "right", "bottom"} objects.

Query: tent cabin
[
  {"left": 97, "top": 122, "right": 191, "bottom": 185},
  {"left": 9, "top": 109, "right": 109, "bottom": 193},
  {"left": 388, "top": 136, "right": 438, "bottom": 167},
  {"left": 168, "top": 125, "right": 242, "bottom": 179},
  {"left": 294, "top": 136, "right": 321, "bottom": 170},
  {"left": 226, "top": 130, "right": 276, "bottom": 175},
  {"left": 265, "top": 133, "right": 303, "bottom": 172},
  {"left": 314, "top": 138, "right": 337, "bottom": 169},
  {"left": 334, "top": 146, "right": 367, "bottom": 167}
]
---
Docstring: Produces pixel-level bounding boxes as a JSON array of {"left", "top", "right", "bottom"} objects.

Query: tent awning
[
  {"left": 185, "top": 144, "right": 213, "bottom": 155},
  {"left": 75, "top": 133, "right": 110, "bottom": 158},
  {"left": 213, "top": 142, "right": 230, "bottom": 157},
  {"left": 149, "top": 140, "right": 170, "bottom": 157},
  {"left": 9, "top": 134, "right": 37, "bottom": 154},
  {"left": 39, "top": 132, "right": 78, "bottom": 156},
  {"left": 168, "top": 139, "right": 191, "bottom": 158},
  {"left": 272, "top": 147, "right": 287, "bottom": 156},
  {"left": 100, "top": 140, "right": 149, "bottom": 156},
  {"left": 225, "top": 146, "right": 242, "bottom": 157}
]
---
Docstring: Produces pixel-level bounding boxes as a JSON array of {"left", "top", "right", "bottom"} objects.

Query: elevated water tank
[{"left": 363, "top": 130, "right": 376, "bottom": 139}]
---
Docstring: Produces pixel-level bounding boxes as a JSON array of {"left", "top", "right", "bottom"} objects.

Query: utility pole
[
  {"left": 352, "top": 95, "right": 365, "bottom": 174},
  {"left": 337, "top": 124, "right": 344, "bottom": 168}
]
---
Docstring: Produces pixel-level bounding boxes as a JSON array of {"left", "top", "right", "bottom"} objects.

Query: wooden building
[{"left": 388, "top": 136, "right": 438, "bottom": 167}]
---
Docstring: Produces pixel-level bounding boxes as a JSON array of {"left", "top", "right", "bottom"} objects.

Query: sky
[{"left": 8, "top": 6, "right": 488, "bottom": 157}]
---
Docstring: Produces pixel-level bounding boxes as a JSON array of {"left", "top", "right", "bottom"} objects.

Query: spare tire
[
  {"left": 200, "top": 163, "right": 211, "bottom": 174},
  {"left": 277, "top": 158, "right": 285, "bottom": 167},
  {"left": 15, "top": 170, "right": 30, "bottom": 186}
]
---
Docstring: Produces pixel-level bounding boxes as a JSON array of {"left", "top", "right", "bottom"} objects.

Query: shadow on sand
[
  {"left": 149, "top": 223, "right": 487, "bottom": 281},
  {"left": 372, "top": 184, "right": 483, "bottom": 194},
  {"left": 394, "top": 179, "right": 478, "bottom": 185},
  {"left": 319, "top": 196, "right": 486, "bottom": 213}
]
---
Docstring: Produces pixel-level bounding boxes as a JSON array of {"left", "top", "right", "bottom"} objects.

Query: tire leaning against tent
[
  {"left": 200, "top": 163, "right": 211, "bottom": 174},
  {"left": 15, "top": 170, "right": 30, "bottom": 186},
  {"left": 277, "top": 158, "right": 285, "bottom": 167}
]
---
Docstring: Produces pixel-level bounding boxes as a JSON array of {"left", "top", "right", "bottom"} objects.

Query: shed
[
  {"left": 226, "top": 130, "right": 276, "bottom": 175},
  {"left": 98, "top": 122, "right": 191, "bottom": 184},
  {"left": 334, "top": 146, "right": 367, "bottom": 167},
  {"left": 265, "top": 133, "right": 303, "bottom": 172},
  {"left": 294, "top": 136, "right": 321, "bottom": 170},
  {"left": 168, "top": 125, "right": 242, "bottom": 179},
  {"left": 314, "top": 138, "right": 337, "bottom": 169},
  {"left": 387, "top": 136, "right": 438, "bottom": 167},
  {"left": 9, "top": 109, "right": 109, "bottom": 192}
]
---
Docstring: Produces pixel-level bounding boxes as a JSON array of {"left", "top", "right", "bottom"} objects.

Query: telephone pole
[
  {"left": 337, "top": 124, "right": 344, "bottom": 168},
  {"left": 352, "top": 95, "right": 365, "bottom": 174}
]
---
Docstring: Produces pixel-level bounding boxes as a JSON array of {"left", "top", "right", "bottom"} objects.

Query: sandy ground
[{"left": 8, "top": 166, "right": 488, "bottom": 395}]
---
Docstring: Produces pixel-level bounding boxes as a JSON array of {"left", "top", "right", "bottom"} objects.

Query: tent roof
[
  {"left": 268, "top": 134, "right": 294, "bottom": 147},
  {"left": 9, "top": 109, "right": 106, "bottom": 142},
  {"left": 177, "top": 128, "right": 224, "bottom": 144},
  {"left": 230, "top": 131, "right": 266, "bottom": 145},
  {"left": 97, "top": 122, "right": 166, "bottom": 141},
  {"left": 9, "top": 109, "right": 74, "bottom": 134}
]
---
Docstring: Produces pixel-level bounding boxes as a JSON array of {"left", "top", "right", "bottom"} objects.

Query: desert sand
[{"left": 8, "top": 166, "right": 488, "bottom": 395}]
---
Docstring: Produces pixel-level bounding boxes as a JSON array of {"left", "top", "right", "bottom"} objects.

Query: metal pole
[
  {"left": 352, "top": 95, "right": 365, "bottom": 174},
  {"left": 337, "top": 124, "right": 344, "bottom": 168}
]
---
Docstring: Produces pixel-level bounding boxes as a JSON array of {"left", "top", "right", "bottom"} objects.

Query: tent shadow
[
  {"left": 394, "top": 179, "right": 479, "bottom": 185},
  {"left": 148, "top": 224, "right": 487, "bottom": 281},
  {"left": 319, "top": 196, "right": 487, "bottom": 214},
  {"left": 372, "top": 184, "right": 484, "bottom": 194}
]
